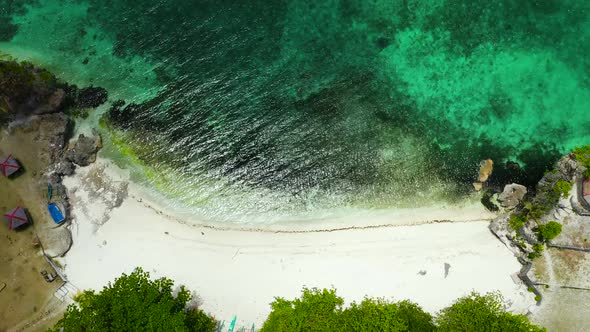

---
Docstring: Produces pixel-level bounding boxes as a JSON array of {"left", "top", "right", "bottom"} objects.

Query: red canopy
[
  {"left": 1, "top": 155, "right": 21, "bottom": 177},
  {"left": 3, "top": 207, "right": 30, "bottom": 230}
]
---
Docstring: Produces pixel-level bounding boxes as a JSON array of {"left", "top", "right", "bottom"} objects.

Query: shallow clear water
[{"left": 1, "top": 0, "right": 590, "bottom": 221}]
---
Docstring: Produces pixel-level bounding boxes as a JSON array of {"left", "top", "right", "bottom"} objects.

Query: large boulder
[
  {"left": 498, "top": 183, "right": 527, "bottom": 209},
  {"left": 42, "top": 226, "right": 73, "bottom": 258},
  {"left": 66, "top": 133, "right": 102, "bottom": 166}
]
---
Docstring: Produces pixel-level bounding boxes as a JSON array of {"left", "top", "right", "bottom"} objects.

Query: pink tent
[
  {"left": 3, "top": 207, "right": 30, "bottom": 230},
  {"left": 1, "top": 155, "right": 21, "bottom": 177}
]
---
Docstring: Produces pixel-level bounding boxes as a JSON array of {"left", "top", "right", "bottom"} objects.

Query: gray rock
[
  {"left": 556, "top": 155, "right": 579, "bottom": 180},
  {"left": 54, "top": 160, "right": 75, "bottom": 176},
  {"left": 66, "top": 134, "right": 102, "bottom": 166},
  {"left": 42, "top": 226, "right": 73, "bottom": 258},
  {"left": 498, "top": 183, "right": 528, "bottom": 209}
]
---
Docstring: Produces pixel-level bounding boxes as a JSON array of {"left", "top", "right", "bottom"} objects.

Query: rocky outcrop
[
  {"left": 65, "top": 133, "right": 102, "bottom": 166},
  {"left": 489, "top": 151, "right": 590, "bottom": 304},
  {"left": 54, "top": 160, "right": 75, "bottom": 176},
  {"left": 556, "top": 154, "right": 580, "bottom": 180},
  {"left": 498, "top": 184, "right": 527, "bottom": 209},
  {"left": 0, "top": 61, "right": 66, "bottom": 119},
  {"left": 1, "top": 60, "right": 109, "bottom": 127}
]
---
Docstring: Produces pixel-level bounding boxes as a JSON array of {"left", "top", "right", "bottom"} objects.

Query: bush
[
  {"left": 342, "top": 299, "right": 435, "bottom": 332},
  {"left": 50, "top": 268, "right": 216, "bottom": 332},
  {"left": 528, "top": 252, "right": 541, "bottom": 260},
  {"left": 573, "top": 146, "right": 590, "bottom": 178},
  {"left": 532, "top": 243, "right": 544, "bottom": 253},
  {"left": 435, "top": 292, "right": 545, "bottom": 332},
  {"left": 509, "top": 214, "right": 526, "bottom": 231},
  {"left": 555, "top": 179, "right": 572, "bottom": 198},
  {"left": 537, "top": 221, "right": 562, "bottom": 242}
]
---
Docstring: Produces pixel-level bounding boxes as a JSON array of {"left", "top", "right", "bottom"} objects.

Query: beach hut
[
  {"left": 1, "top": 155, "right": 21, "bottom": 177},
  {"left": 3, "top": 207, "right": 30, "bottom": 230}
]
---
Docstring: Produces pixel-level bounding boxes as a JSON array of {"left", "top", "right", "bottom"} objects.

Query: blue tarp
[{"left": 48, "top": 203, "right": 65, "bottom": 224}]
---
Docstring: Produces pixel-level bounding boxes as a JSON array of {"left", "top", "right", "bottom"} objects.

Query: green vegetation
[
  {"left": 573, "top": 146, "right": 590, "bottom": 178},
  {"left": 260, "top": 288, "right": 435, "bottom": 332},
  {"left": 527, "top": 252, "right": 541, "bottom": 260},
  {"left": 50, "top": 268, "right": 216, "bottom": 332},
  {"left": 555, "top": 179, "right": 573, "bottom": 198},
  {"left": 260, "top": 289, "right": 544, "bottom": 332},
  {"left": 537, "top": 221, "right": 563, "bottom": 242},
  {"left": 535, "top": 295, "right": 542, "bottom": 302},
  {"left": 509, "top": 214, "right": 526, "bottom": 231},
  {"left": 532, "top": 243, "right": 544, "bottom": 254},
  {"left": 436, "top": 292, "right": 545, "bottom": 332}
]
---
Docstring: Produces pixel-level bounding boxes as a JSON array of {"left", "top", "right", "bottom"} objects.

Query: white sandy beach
[{"left": 60, "top": 159, "right": 535, "bottom": 328}]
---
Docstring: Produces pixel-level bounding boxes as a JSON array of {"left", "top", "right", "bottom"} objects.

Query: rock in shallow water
[
  {"left": 478, "top": 159, "right": 494, "bottom": 182},
  {"left": 76, "top": 86, "right": 108, "bottom": 108},
  {"left": 66, "top": 134, "right": 102, "bottom": 166}
]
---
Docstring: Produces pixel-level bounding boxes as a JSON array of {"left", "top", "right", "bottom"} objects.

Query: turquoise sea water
[{"left": 1, "top": 0, "right": 590, "bottom": 221}]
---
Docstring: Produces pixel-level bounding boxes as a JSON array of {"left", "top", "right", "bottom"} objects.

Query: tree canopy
[
  {"left": 50, "top": 268, "right": 216, "bottom": 332},
  {"left": 436, "top": 292, "right": 545, "bottom": 332},
  {"left": 260, "top": 288, "right": 544, "bottom": 332},
  {"left": 260, "top": 287, "right": 435, "bottom": 332}
]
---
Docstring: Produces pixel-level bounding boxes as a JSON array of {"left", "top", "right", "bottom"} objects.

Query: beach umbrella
[
  {"left": 1, "top": 155, "right": 21, "bottom": 177},
  {"left": 3, "top": 207, "right": 30, "bottom": 230}
]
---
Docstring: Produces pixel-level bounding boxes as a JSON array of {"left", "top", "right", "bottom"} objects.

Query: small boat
[{"left": 48, "top": 202, "right": 65, "bottom": 224}]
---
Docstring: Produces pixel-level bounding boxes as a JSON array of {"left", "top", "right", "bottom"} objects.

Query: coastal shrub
[
  {"left": 435, "top": 292, "right": 546, "bottom": 332},
  {"left": 537, "top": 221, "right": 562, "bottom": 242},
  {"left": 526, "top": 198, "right": 558, "bottom": 222},
  {"left": 50, "top": 267, "right": 216, "bottom": 332},
  {"left": 573, "top": 146, "right": 590, "bottom": 177},
  {"left": 508, "top": 214, "right": 526, "bottom": 231},
  {"left": 261, "top": 289, "right": 544, "bottom": 332},
  {"left": 532, "top": 243, "right": 544, "bottom": 253},
  {"left": 341, "top": 299, "right": 435, "bottom": 332},
  {"left": 260, "top": 288, "right": 436, "bottom": 332},
  {"left": 260, "top": 288, "right": 343, "bottom": 332},
  {"left": 554, "top": 179, "right": 572, "bottom": 198},
  {"left": 527, "top": 252, "right": 541, "bottom": 260}
]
